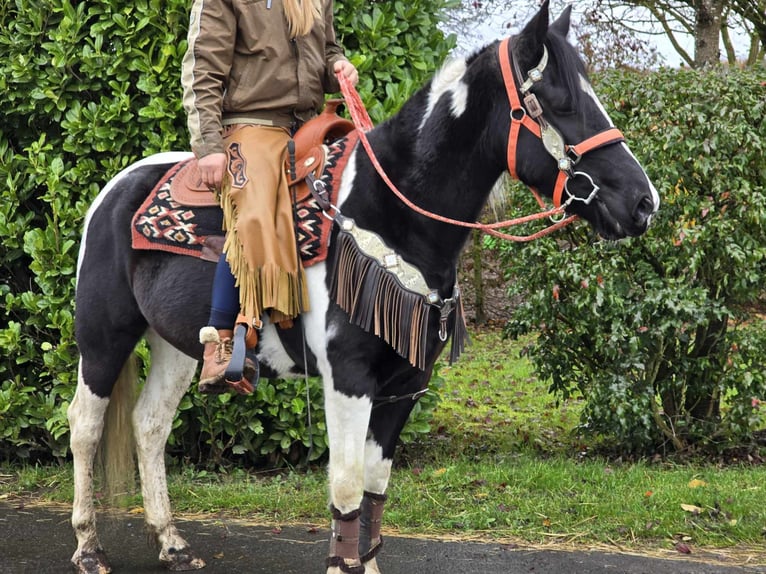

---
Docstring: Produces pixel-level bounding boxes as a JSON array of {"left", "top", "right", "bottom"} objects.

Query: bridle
[{"left": 498, "top": 37, "right": 626, "bottom": 210}]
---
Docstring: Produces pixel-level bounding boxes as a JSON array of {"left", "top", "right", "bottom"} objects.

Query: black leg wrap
[
  {"left": 359, "top": 491, "right": 387, "bottom": 563},
  {"left": 325, "top": 556, "right": 366, "bottom": 573},
  {"left": 325, "top": 556, "right": 364, "bottom": 574},
  {"left": 362, "top": 491, "right": 388, "bottom": 502},
  {"left": 360, "top": 536, "right": 384, "bottom": 564},
  {"left": 330, "top": 505, "right": 362, "bottom": 521}
]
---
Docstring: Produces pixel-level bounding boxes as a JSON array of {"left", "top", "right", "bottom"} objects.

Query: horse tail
[{"left": 96, "top": 354, "right": 138, "bottom": 503}]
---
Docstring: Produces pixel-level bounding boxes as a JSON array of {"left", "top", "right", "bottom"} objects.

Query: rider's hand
[
  {"left": 197, "top": 152, "right": 227, "bottom": 190},
  {"left": 334, "top": 59, "right": 359, "bottom": 87}
]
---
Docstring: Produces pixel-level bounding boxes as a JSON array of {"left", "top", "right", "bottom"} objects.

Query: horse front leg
[
  {"left": 358, "top": 442, "right": 390, "bottom": 574},
  {"left": 324, "top": 382, "right": 373, "bottom": 574},
  {"left": 360, "top": 385, "right": 428, "bottom": 574},
  {"left": 133, "top": 331, "right": 205, "bottom": 571},
  {"left": 69, "top": 360, "right": 112, "bottom": 574}
]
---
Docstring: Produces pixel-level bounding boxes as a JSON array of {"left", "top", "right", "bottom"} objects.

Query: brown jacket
[{"left": 182, "top": 0, "right": 347, "bottom": 158}]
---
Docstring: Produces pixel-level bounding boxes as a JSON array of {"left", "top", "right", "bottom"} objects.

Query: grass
[
  {"left": 412, "top": 329, "right": 585, "bottom": 459},
  {"left": 2, "top": 328, "right": 766, "bottom": 566}
]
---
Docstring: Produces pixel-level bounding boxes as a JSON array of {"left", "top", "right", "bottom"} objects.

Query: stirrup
[{"left": 224, "top": 324, "right": 259, "bottom": 394}]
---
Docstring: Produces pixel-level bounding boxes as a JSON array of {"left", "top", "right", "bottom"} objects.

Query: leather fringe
[
  {"left": 449, "top": 293, "right": 468, "bottom": 365},
  {"left": 219, "top": 185, "right": 309, "bottom": 324},
  {"left": 329, "top": 227, "right": 468, "bottom": 370},
  {"left": 330, "top": 230, "right": 430, "bottom": 370}
]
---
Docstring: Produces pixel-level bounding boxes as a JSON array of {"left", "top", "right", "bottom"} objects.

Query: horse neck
[{"left": 356, "top": 104, "right": 505, "bottom": 291}]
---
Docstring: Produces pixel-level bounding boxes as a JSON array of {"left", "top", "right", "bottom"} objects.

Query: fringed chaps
[
  {"left": 329, "top": 214, "right": 467, "bottom": 370},
  {"left": 326, "top": 506, "right": 365, "bottom": 574},
  {"left": 219, "top": 124, "right": 309, "bottom": 326}
]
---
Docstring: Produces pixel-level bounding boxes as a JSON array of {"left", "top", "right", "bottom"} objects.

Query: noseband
[{"left": 498, "top": 38, "right": 625, "bottom": 209}]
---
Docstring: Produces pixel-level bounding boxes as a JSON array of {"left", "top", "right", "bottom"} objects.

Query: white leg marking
[
  {"left": 133, "top": 329, "right": 199, "bottom": 559},
  {"left": 303, "top": 264, "right": 373, "bottom": 511},
  {"left": 365, "top": 557, "right": 383, "bottom": 574},
  {"left": 77, "top": 152, "right": 194, "bottom": 280},
  {"left": 69, "top": 360, "right": 110, "bottom": 558},
  {"left": 363, "top": 439, "right": 392, "bottom": 495},
  {"left": 325, "top": 388, "right": 373, "bottom": 514},
  {"left": 303, "top": 264, "right": 371, "bottom": 513}
]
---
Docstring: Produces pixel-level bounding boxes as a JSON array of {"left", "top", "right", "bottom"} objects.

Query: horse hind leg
[
  {"left": 69, "top": 355, "right": 137, "bottom": 574},
  {"left": 133, "top": 329, "right": 204, "bottom": 571}
]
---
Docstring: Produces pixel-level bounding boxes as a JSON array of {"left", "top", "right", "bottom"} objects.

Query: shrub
[
  {"left": 499, "top": 66, "right": 766, "bottom": 454},
  {"left": 0, "top": 0, "right": 455, "bottom": 465}
]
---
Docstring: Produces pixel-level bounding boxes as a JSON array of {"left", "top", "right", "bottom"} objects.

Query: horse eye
[
  {"left": 546, "top": 97, "right": 577, "bottom": 116},
  {"left": 549, "top": 90, "right": 578, "bottom": 114},
  {"left": 551, "top": 103, "right": 577, "bottom": 116},
  {"left": 535, "top": 86, "right": 577, "bottom": 116}
]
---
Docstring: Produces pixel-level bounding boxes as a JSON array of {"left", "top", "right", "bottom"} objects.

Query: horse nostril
[{"left": 633, "top": 195, "right": 655, "bottom": 225}]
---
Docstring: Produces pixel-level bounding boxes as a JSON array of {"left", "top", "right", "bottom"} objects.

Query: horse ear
[
  {"left": 550, "top": 4, "right": 573, "bottom": 37},
  {"left": 516, "top": 0, "right": 550, "bottom": 68}
]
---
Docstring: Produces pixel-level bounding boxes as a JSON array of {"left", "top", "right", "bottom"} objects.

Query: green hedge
[
  {"left": 0, "top": 0, "right": 455, "bottom": 465},
  {"left": 499, "top": 65, "right": 766, "bottom": 454}
]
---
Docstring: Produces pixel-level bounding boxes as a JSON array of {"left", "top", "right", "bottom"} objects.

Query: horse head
[{"left": 504, "top": 1, "right": 659, "bottom": 240}]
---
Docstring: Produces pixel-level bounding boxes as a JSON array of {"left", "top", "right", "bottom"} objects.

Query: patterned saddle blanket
[{"left": 131, "top": 132, "right": 358, "bottom": 267}]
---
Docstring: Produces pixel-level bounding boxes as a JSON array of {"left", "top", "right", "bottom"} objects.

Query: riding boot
[
  {"left": 198, "top": 327, "right": 257, "bottom": 395},
  {"left": 198, "top": 328, "right": 233, "bottom": 393}
]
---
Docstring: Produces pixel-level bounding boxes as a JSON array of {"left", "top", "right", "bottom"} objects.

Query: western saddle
[{"left": 169, "top": 99, "right": 356, "bottom": 208}]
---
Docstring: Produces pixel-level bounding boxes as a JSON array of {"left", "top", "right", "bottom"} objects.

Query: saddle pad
[{"left": 131, "top": 131, "right": 358, "bottom": 267}]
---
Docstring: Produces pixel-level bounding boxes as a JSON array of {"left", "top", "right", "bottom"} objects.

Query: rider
[{"left": 182, "top": 0, "right": 358, "bottom": 394}]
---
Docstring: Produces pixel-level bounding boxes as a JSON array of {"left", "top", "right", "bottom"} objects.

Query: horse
[{"left": 68, "top": 3, "right": 659, "bottom": 573}]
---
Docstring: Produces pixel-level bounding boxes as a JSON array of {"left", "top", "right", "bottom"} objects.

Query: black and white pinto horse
[{"left": 69, "top": 4, "right": 659, "bottom": 573}]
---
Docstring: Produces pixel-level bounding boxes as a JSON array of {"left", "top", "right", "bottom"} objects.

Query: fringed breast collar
[{"left": 327, "top": 213, "right": 467, "bottom": 370}]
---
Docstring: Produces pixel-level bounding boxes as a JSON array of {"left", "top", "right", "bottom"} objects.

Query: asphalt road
[{"left": 1, "top": 502, "right": 762, "bottom": 574}]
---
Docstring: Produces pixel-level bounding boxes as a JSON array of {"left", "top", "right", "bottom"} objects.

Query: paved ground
[{"left": 1, "top": 502, "right": 763, "bottom": 574}]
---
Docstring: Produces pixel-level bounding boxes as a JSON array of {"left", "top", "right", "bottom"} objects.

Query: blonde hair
[{"left": 283, "top": 0, "right": 322, "bottom": 38}]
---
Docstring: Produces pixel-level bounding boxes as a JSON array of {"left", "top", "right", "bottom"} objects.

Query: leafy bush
[
  {"left": 336, "top": 0, "right": 459, "bottom": 121},
  {"left": 499, "top": 66, "right": 766, "bottom": 454},
  {"left": 166, "top": 364, "right": 444, "bottom": 468},
  {"left": 0, "top": 0, "right": 456, "bottom": 464}
]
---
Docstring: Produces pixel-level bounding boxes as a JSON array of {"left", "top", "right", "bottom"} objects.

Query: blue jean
[{"left": 208, "top": 253, "right": 239, "bottom": 329}]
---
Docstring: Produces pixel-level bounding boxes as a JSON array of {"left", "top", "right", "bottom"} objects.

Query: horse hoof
[
  {"left": 71, "top": 548, "right": 112, "bottom": 574},
  {"left": 160, "top": 547, "right": 206, "bottom": 571}
]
